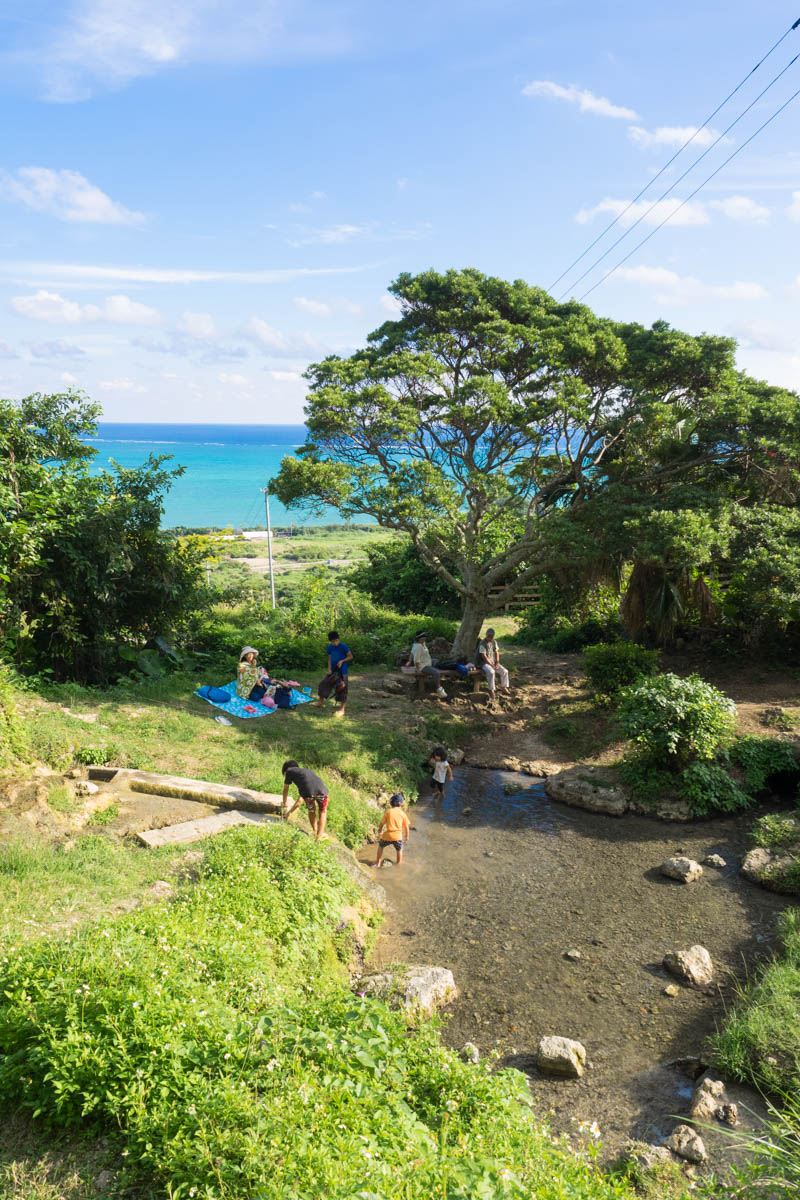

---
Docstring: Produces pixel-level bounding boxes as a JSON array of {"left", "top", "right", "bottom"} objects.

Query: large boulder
[
  {"left": 660, "top": 855, "right": 703, "bottom": 883},
  {"left": 663, "top": 945, "right": 714, "bottom": 988},
  {"left": 742, "top": 839, "right": 799, "bottom": 894},
  {"left": 545, "top": 767, "right": 627, "bottom": 816},
  {"left": 429, "top": 637, "right": 454, "bottom": 659},
  {"left": 357, "top": 965, "right": 457, "bottom": 1017},
  {"left": 537, "top": 1035, "right": 587, "bottom": 1079},
  {"left": 689, "top": 1073, "right": 727, "bottom": 1120}
]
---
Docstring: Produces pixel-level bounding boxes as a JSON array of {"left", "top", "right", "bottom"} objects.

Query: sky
[{"left": 1, "top": 0, "right": 799, "bottom": 423}]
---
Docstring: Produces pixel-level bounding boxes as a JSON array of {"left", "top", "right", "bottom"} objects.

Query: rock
[
  {"left": 690, "top": 1074, "right": 727, "bottom": 1120},
  {"left": 65, "top": 767, "right": 83, "bottom": 779},
  {"left": 564, "top": 949, "right": 582, "bottom": 961},
  {"left": 631, "top": 1144, "right": 675, "bottom": 1170},
  {"left": 381, "top": 676, "right": 405, "bottom": 694},
  {"left": 663, "top": 945, "right": 714, "bottom": 988},
  {"left": 666, "top": 1124, "right": 707, "bottom": 1163},
  {"left": 460, "top": 1041, "right": 480, "bottom": 1064},
  {"left": 717, "top": 1103, "right": 739, "bottom": 1127},
  {"left": 461, "top": 807, "right": 473, "bottom": 817},
  {"left": 545, "top": 767, "right": 627, "bottom": 816},
  {"left": 520, "top": 761, "right": 548, "bottom": 777},
  {"left": 357, "top": 966, "right": 458, "bottom": 1017},
  {"left": 663, "top": 984, "right": 679, "bottom": 997},
  {"left": 447, "top": 747, "right": 465, "bottom": 765},
  {"left": 648, "top": 797, "right": 693, "bottom": 821},
  {"left": 74, "top": 781, "right": 99, "bottom": 797},
  {"left": 147, "top": 880, "right": 174, "bottom": 900},
  {"left": 503, "top": 782, "right": 526, "bottom": 796},
  {"left": 429, "top": 637, "right": 453, "bottom": 659},
  {"left": 742, "top": 842, "right": 799, "bottom": 893},
  {"left": 660, "top": 856, "right": 704, "bottom": 883},
  {"left": 667, "top": 1055, "right": 709, "bottom": 1080},
  {"left": 537, "top": 1035, "right": 587, "bottom": 1079},
  {"left": 704, "top": 853, "right": 727, "bottom": 868},
  {"left": 380, "top": 860, "right": 393, "bottom": 869}
]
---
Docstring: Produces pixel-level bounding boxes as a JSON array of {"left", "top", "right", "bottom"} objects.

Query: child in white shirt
[{"left": 430, "top": 748, "right": 454, "bottom": 799}]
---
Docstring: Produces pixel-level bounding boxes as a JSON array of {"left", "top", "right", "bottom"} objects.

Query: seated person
[
  {"left": 477, "top": 627, "right": 510, "bottom": 697},
  {"left": 236, "top": 646, "right": 269, "bottom": 700},
  {"left": 411, "top": 631, "right": 447, "bottom": 698}
]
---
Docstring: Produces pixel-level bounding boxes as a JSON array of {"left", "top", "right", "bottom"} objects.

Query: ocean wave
[{"left": 89, "top": 438, "right": 180, "bottom": 445}]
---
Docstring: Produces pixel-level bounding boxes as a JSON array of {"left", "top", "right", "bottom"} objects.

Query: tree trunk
[{"left": 451, "top": 595, "right": 488, "bottom": 660}]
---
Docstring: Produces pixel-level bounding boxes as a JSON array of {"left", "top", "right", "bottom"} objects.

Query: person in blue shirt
[{"left": 324, "top": 630, "right": 353, "bottom": 718}]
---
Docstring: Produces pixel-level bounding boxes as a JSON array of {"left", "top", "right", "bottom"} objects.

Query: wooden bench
[{"left": 415, "top": 668, "right": 484, "bottom": 697}]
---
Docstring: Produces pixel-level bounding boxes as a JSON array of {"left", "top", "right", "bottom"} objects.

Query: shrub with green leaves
[
  {"left": 679, "top": 761, "right": 751, "bottom": 816},
  {"left": 582, "top": 641, "right": 660, "bottom": 699},
  {"left": 0, "top": 825, "right": 638, "bottom": 1200},
  {"left": 729, "top": 736, "right": 799, "bottom": 794},
  {"left": 0, "top": 664, "right": 28, "bottom": 769},
  {"left": 618, "top": 673, "right": 736, "bottom": 767}
]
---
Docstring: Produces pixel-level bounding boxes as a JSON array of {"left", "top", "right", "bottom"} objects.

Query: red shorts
[{"left": 304, "top": 793, "right": 328, "bottom": 816}]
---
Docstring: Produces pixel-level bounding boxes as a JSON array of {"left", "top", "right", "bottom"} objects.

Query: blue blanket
[{"left": 195, "top": 681, "right": 314, "bottom": 719}]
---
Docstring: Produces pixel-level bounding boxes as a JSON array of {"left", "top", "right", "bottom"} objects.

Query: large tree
[
  {"left": 0, "top": 392, "right": 211, "bottom": 682},
  {"left": 271, "top": 269, "right": 799, "bottom": 656}
]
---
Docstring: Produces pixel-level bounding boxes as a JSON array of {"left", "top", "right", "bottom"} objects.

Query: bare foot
[{"left": 334, "top": 709, "right": 346, "bottom": 719}]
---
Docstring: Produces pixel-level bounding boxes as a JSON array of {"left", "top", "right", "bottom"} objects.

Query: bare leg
[
  {"left": 316, "top": 806, "right": 327, "bottom": 840},
  {"left": 375, "top": 843, "right": 384, "bottom": 868},
  {"left": 334, "top": 703, "right": 346, "bottom": 719},
  {"left": 396, "top": 846, "right": 403, "bottom": 864}
]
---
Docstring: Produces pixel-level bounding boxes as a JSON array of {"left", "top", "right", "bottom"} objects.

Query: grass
[
  {"left": 0, "top": 1116, "right": 144, "bottom": 1200},
  {"left": 749, "top": 812, "right": 800, "bottom": 894},
  {"left": 0, "top": 834, "right": 186, "bottom": 943},
  {"left": 539, "top": 699, "right": 618, "bottom": 760},
  {"left": 0, "top": 824, "right": 641, "bottom": 1200},
  {"left": 712, "top": 908, "right": 800, "bottom": 1097}
]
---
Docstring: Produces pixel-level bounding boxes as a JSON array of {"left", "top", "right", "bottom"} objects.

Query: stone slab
[
  {"left": 137, "top": 809, "right": 277, "bottom": 848},
  {"left": 88, "top": 767, "right": 283, "bottom": 813}
]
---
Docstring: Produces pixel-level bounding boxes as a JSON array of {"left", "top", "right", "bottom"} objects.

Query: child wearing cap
[{"left": 375, "top": 794, "right": 411, "bottom": 867}]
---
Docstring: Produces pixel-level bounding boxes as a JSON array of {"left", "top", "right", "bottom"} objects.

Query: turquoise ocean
[{"left": 85, "top": 423, "right": 351, "bottom": 529}]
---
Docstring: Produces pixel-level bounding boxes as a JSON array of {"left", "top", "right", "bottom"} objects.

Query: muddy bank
[{"left": 360, "top": 767, "right": 789, "bottom": 1163}]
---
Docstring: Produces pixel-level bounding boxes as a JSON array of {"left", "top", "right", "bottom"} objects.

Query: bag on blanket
[
  {"left": 274, "top": 685, "right": 293, "bottom": 709},
  {"left": 198, "top": 684, "right": 232, "bottom": 703}
]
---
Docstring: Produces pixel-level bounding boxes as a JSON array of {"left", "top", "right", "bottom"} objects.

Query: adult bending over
[
  {"left": 411, "top": 631, "right": 447, "bottom": 699},
  {"left": 281, "top": 759, "right": 329, "bottom": 841},
  {"left": 477, "top": 628, "right": 510, "bottom": 697}
]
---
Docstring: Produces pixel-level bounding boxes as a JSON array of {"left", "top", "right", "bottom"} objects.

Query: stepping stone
[
  {"left": 137, "top": 809, "right": 277, "bottom": 848},
  {"left": 88, "top": 767, "right": 283, "bottom": 813}
]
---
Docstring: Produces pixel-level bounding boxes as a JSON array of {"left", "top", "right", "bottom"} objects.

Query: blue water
[{"left": 84, "top": 423, "right": 353, "bottom": 529}]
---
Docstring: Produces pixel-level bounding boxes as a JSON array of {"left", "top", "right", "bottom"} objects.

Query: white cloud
[
  {"left": 28, "top": 339, "right": 86, "bottom": 359},
  {"left": 18, "top": 0, "right": 356, "bottom": 102},
  {"left": 243, "top": 316, "right": 324, "bottom": 356},
  {"left": 218, "top": 371, "right": 248, "bottom": 384},
  {"left": 379, "top": 294, "right": 403, "bottom": 314},
  {"left": 1, "top": 261, "right": 379, "bottom": 286},
  {"left": 60, "top": 371, "right": 79, "bottom": 383},
  {"left": 294, "top": 295, "right": 361, "bottom": 318},
  {"left": 628, "top": 125, "right": 729, "bottom": 150},
  {"left": 98, "top": 377, "right": 147, "bottom": 392},
  {"left": 576, "top": 196, "right": 708, "bottom": 228},
  {"left": 11, "top": 289, "right": 161, "bottom": 325},
  {"left": 522, "top": 80, "right": 638, "bottom": 120},
  {"left": 396, "top": 177, "right": 409, "bottom": 190},
  {"left": 310, "top": 189, "right": 326, "bottom": 200},
  {"left": 269, "top": 369, "right": 302, "bottom": 381},
  {"left": 287, "top": 221, "right": 431, "bottom": 246},
  {"left": 613, "top": 264, "right": 768, "bottom": 303},
  {"left": 788, "top": 191, "right": 800, "bottom": 221},
  {"left": 0, "top": 339, "right": 19, "bottom": 358},
  {"left": 176, "top": 310, "right": 218, "bottom": 338},
  {"left": 2, "top": 167, "right": 144, "bottom": 224},
  {"left": 727, "top": 319, "right": 797, "bottom": 354},
  {"left": 710, "top": 195, "right": 770, "bottom": 223}
]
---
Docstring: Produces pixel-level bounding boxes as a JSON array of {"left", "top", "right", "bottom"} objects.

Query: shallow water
[{"left": 362, "top": 767, "right": 788, "bottom": 1158}]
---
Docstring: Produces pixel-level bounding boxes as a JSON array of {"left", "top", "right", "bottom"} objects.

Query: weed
[{"left": 87, "top": 803, "right": 120, "bottom": 827}]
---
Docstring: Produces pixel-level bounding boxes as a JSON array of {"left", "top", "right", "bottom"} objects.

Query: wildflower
[
  {"left": 224, "top": 1052, "right": 231, "bottom": 1060},
  {"left": 187, "top": 1105, "right": 196, "bottom": 1115}
]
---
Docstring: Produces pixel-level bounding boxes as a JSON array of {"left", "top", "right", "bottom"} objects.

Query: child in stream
[
  {"left": 375, "top": 794, "right": 410, "bottom": 867},
  {"left": 430, "top": 747, "right": 454, "bottom": 800}
]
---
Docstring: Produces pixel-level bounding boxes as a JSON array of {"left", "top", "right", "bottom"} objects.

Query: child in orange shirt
[{"left": 375, "top": 793, "right": 410, "bottom": 867}]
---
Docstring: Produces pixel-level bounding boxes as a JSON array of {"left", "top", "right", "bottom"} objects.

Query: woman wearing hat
[
  {"left": 236, "top": 646, "right": 270, "bottom": 700},
  {"left": 410, "top": 631, "right": 447, "bottom": 698}
]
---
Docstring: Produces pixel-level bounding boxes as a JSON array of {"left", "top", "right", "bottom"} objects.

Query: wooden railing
[{"left": 487, "top": 584, "right": 542, "bottom": 612}]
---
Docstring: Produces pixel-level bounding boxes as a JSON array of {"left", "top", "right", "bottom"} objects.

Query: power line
[
  {"left": 557, "top": 48, "right": 800, "bottom": 300},
  {"left": 577, "top": 82, "right": 800, "bottom": 302},
  {"left": 548, "top": 14, "right": 800, "bottom": 293}
]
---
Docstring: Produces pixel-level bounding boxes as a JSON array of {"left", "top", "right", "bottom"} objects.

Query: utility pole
[{"left": 259, "top": 487, "right": 276, "bottom": 609}]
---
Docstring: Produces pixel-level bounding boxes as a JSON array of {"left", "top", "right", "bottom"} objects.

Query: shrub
[
  {"left": 618, "top": 673, "right": 736, "bottom": 767},
  {"left": 679, "top": 761, "right": 752, "bottom": 816},
  {"left": 582, "top": 642, "right": 660, "bottom": 699},
  {"left": 347, "top": 539, "right": 462, "bottom": 618},
  {"left": 513, "top": 577, "right": 621, "bottom": 650},
  {"left": 0, "top": 664, "right": 29, "bottom": 769},
  {"left": 729, "top": 736, "right": 799, "bottom": 794}
]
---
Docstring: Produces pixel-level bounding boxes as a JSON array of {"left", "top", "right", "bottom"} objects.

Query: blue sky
[{"left": 1, "top": 0, "right": 799, "bottom": 422}]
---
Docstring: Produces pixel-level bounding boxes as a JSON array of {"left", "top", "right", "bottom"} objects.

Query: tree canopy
[
  {"left": 0, "top": 392, "right": 211, "bottom": 682},
  {"left": 272, "top": 268, "right": 800, "bottom": 654}
]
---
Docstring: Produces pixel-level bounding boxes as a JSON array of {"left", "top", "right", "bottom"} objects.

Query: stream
[{"left": 359, "top": 766, "right": 789, "bottom": 1161}]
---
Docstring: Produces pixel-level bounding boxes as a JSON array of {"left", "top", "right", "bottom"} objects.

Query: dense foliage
[
  {"left": 513, "top": 576, "right": 621, "bottom": 651},
  {"left": 0, "top": 393, "right": 212, "bottom": 683},
  {"left": 347, "top": 539, "right": 462, "bottom": 617},
  {"left": 617, "top": 673, "right": 736, "bottom": 767},
  {"left": 582, "top": 642, "right": 660, "bottom": 699},
  {"left": 0, "top": 826, "right": 640, "bottom": 1200},
  {"left": 0, "top": 664, "right": 28, "bottom": 770},
  {"left": 272, "top": 268, "right": 800, "bottom": 655}
]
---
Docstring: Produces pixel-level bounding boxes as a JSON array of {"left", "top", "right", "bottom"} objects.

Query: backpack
[
  {"left": 198, "top": 685, "right": 232, "bottom": 703},
  {"left": 317, "top": 671, "right": 342, "bottom": 700},
  {"left": 274, "top": 685, "right": 292, "bottom": 709}
]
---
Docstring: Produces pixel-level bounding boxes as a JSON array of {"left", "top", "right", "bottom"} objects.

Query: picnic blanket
[{"left": 195, "top": 681, "right": 313, "bottom": 720}]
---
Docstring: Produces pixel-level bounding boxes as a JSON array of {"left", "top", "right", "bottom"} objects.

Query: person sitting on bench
[
  {"left": 411, "top": 631, "right": 447, "bottom": 698},
  {"left": 477, "top": 628, "right": 510, "bottom": 697}
]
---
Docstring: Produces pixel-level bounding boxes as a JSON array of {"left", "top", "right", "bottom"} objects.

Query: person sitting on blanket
[{"left": 236, "top": 646, "right": 270, "bottom": 700}]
